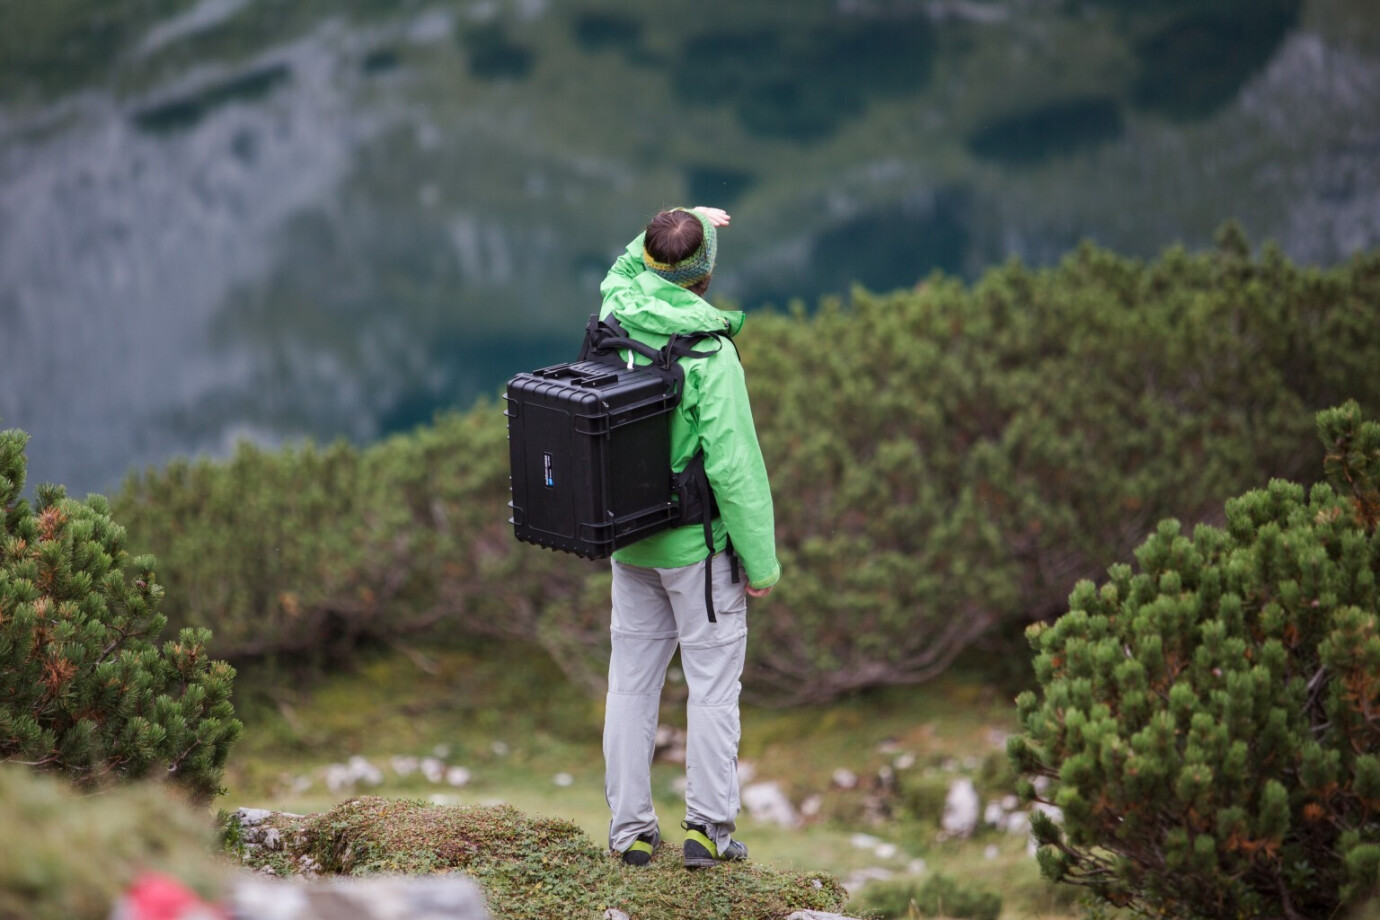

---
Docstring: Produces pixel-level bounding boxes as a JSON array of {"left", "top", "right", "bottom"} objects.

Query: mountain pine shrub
[
  {"left": 114, "top": 230, "right": 1380, "bottom": 705},
  {"left": 1, "top": 425, "right": 241, "bottom": 799},
  {"left": 741, "top": 226, "right": 1380, "bottom": 702},
  {"left": 1008, "top": 401, "right": 1380, "bottom": 918}
]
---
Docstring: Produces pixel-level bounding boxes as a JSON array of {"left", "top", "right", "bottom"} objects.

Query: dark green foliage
[
  {"left": 571, "top": 10, "right": 643, "bottom": 54},
  {"left": 684, "top": 165, "right": 757, "bottom": 209},
  {"left": 131, "top": 63, "right": 292, "bottom": 134},
  {"left": 1009, "top": 401, "right": 1380, "bottom": 917},
  {"left": 673, "top": 14, "right": 934, "bottom": 142},
  {"left": 741, "top": 229, "right": 1380, "bottom": 702},
  {"left": 0, "top": 0, "right": 195, "bottom": 100},
  {"left": 1130, "top": 0, "right": 1302, "bottom": 120},
  {"left": 967, "top": 97, "right": 1124, "bottom": 166},
  {"left": 764, "top": 189, "right": 972, "bottom": 305},
  {"left": 115, "top": 408, "right": 531, "bottom": 665},
  {"left": 461, "top": 23, "right": 535, "bottom": 81},
  {"left": 0, "top": 426, "right": 240, "bottom": 799},
  {"left": 115, "top": 233, "right": 1380, "bottom": 705},
  {"left": 851, "top": 872, "right": 1002, "bottom": 920}
]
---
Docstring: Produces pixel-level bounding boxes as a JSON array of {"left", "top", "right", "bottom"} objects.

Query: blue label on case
[{"left": 543, "top": 452, "right": 554, "bottom": 488}]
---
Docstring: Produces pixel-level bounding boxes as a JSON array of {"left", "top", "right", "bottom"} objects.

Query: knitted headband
[{"left": 643, "top": 208, "right": 717, "bottom": 288}]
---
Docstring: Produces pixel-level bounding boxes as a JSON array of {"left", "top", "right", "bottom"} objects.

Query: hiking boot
[
  {"left": 620, "top": 828, "right": 661, "bottom": 867},
  {"left": 681, "top": 822, "right": 748, "bottom": 868}
]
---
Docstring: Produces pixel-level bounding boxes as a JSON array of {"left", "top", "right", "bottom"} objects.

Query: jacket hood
[{"left": 610, "top": 272, "right": 746, "bottom": 339}]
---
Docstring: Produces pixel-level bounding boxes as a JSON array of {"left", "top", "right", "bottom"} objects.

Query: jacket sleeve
[
  {"left": 599, "top": 233, "right": 648, "bottom": 320},
  {"left": 694, "top": 348, "right": 781, "bottom": 589}
]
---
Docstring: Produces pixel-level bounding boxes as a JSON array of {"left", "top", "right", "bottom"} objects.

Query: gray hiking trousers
[{"left": 604, "top": 552, "right": 748, "bottom": 855}]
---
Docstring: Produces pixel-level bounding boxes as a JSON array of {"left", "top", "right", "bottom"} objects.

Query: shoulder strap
[
  {"left": 582, "top": 313, "right": 738, "bottom": 621},
  {"left": 579, "top": 314, "right": 728, "bottom": 404},
  {"left": 580, "top": 314, "right": 660, "bottom": 365},
  {"left": 582, "top": 314, "right": 726, "bottom": 368}
]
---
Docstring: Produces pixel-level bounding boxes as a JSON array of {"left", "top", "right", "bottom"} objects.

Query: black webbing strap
[
  {"left": 675, "top": 452, "right": 739, "bottom": 623},
  {"left": 584, "top": 313, "right": 735, "bottom": 622},
  {"left": 581, "top": 314, "right": 724, "bottom": 372}
]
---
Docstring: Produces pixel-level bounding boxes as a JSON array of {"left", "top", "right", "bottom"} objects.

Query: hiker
[{"left": 598, "top": 206, "right": 781, "bottom": 869}]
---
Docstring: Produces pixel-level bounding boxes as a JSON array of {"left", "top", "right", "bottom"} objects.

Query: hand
[
  {"left": 692, "top": 207, "right": 731, "bottom": 228},
  {"left": 746, "top": 584, "right": 773, "bottom": 598}
]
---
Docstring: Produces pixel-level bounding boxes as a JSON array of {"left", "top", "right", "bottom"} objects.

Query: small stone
[
  {"left": 234, "top": 808, "right": 274, "bottom": 827},
  {"left": 654, "top": 725, "right": 687, "bottom": 764},
  {"left": 446, "top": 766, "right": 472, "bottom": 787},
  {"left": 984, "top": 843, "right": 999, "bottom": 860},
  {"left": 605, "top": 910, "right": 631, "bottom": 920},
  {"left": 742, "top": 781, "right": 799, "bottom": 828},
  {"left": 941, "top": 778, "right": 980, "bottom": 839},
  {"left": 324, "top": 763, "right": 354, "bottom": 793},
  {"left": 850, "top": 833, "right": 881, "bottom": 850},
  {"left": 554, "top": 773, "right": 574, "bottom": 787},
  {"left": 832, "top": 768, "right": 858, "bottom": 789},
  {"left": 842, "top": 866, "right": 894, "bottom": 894},
  {"left": 800, "top": 794, "right": 823, "bottom": 817},
  {"left": 874, "top": 842, "right": 898, "bottom": 860},
  {"left": 348, "top": 755, "right": 384, "bottom": 786}
]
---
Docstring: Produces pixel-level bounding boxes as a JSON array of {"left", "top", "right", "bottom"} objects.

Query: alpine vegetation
[
  {"left": 0, "top": 424, "right": 241, "bottom": 800},
  {"left": 1009, "top": 401, "right": 1380, "bottom": 918}
]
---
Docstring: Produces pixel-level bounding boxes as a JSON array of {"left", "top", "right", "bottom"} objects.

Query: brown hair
[{"left": 645, "top": 210, "right": 712, "bottom": 295}]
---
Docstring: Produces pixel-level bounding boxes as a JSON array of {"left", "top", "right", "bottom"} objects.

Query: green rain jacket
[{"left": 599, "top": 232, "right": 781, "bottom": 590}]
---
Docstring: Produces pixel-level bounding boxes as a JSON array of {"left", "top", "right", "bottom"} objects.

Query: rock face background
[{"left": 2, "top": 0, "right": 1378, "bottom": 495}]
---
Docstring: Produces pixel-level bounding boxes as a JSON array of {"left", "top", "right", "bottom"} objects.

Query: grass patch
[
  {"left": 237, "top": 796, "right": 848, "bottom": 920},
  {"left": 221, "top": 642, "right": 1077, "bottom": 917}
]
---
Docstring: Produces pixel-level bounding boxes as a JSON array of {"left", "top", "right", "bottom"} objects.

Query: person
[{"left": 598, "top": 206, "right": 781, "bottom": 869}]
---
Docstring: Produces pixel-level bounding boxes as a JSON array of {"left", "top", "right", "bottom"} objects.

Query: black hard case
[{"left": 505, "top": 360, "right": 678, "bottom": 558}]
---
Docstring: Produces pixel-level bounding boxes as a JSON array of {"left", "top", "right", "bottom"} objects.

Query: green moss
[{"left": 239, "top": 796, "right": 848, "bottom": 920}]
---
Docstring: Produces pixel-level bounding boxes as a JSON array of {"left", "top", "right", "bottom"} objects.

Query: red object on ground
[{"left": 111, "top": 872, "right": 226, "bottom": 920}]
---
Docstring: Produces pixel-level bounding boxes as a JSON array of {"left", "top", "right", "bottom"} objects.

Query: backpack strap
[
  {"left": 582, "top": 314, "right": 726, "bottom": 368},
  {"left": 673, "top": 450, "right": 740, "bottom": 623},
  {"left": 580, "top": 314, "right": 724, "bottom": 408},
  {"left": 587, "top": 313, "right": 736, "bottom": 622}
]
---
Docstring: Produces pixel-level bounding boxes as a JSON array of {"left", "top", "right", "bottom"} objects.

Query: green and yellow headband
[{"left": 643, "top": 208, "right": 718, "bottom": 287}]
